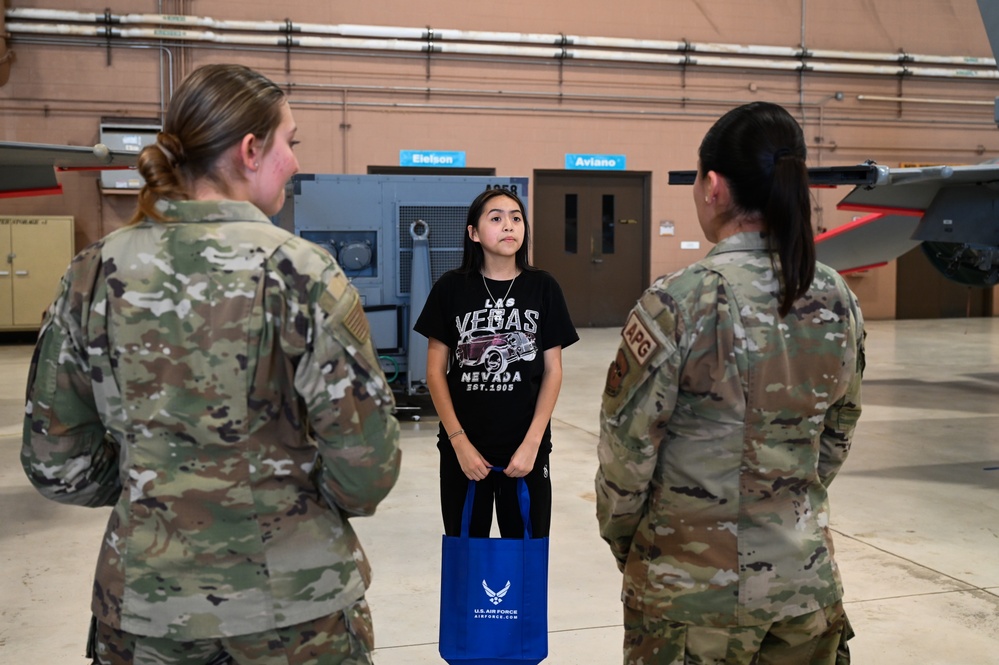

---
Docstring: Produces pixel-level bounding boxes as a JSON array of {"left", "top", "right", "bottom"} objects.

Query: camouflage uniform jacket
[
  {"left": 596, "top": 232, "right": 864, "bottom": 627},
  {"left": 21, "top": 200, "right": 401, "bottom": 640}
]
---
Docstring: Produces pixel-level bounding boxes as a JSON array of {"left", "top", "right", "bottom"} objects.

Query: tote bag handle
[{"left": 460, "top": 466, "right": 532, "bottom": 539}]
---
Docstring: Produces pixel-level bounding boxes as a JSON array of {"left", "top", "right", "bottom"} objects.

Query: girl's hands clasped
[
  {"left": 452, "top": 436, "right": 492, "bottom": 481},
  {"left": 505, "top": 439, "right": 540, "bottom": 478}
]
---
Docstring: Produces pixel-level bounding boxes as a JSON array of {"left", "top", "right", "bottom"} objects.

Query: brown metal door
[{"left": 533, "top": 172, "right": 648, "bottom": 327}]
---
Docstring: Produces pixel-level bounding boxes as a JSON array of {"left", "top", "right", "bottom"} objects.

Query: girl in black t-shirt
[{"left": 414, "top": 188, "right": 578, "bottom": 538}]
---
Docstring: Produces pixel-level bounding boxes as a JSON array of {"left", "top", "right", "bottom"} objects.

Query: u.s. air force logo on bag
[
  {"left": 483, "top": 579, "right": 510, "bottom": 605},
  {"left": 473, "top": 579, "right": 519, "bottom": 620}
]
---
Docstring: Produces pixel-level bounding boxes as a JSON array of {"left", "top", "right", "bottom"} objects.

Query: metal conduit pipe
[
  {"left": 7, "top": 20, "right": 999, "bottom": 81},
  {"left": 285, "top": 82, "right": 997, "bottom": 121},
  {"left": 812, "top": 142, "right": 989, "bottom": 154},
  {"left": 290, "top": 97, "right": 994, "bottom": 129},
  {"left": 5, "top": 7, "right": 997, "bottom": 78},
  {"left": 1, "top": 94, "right": 990, "bottom": 134},
  {"left": 857, "top": 94, "right": 993, "bottom": 106},
  {"left": 3, "top": 35, "right": 994, "bottom": 132},
  {"left": 10, "top": 31, "right": 994, "bottom": 124},
  {"left": 7, "top": 7, "right": 997, "bottom": 67}
]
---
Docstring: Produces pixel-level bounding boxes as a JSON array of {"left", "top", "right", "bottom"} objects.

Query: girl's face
[
  {"left": 468, "top": 194, "right": 525, "bottom": 259},
  {"left": 248, "top": 101, "right": 300, "bottom": 216}
]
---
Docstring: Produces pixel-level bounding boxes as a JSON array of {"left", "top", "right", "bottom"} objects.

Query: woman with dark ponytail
[
  {"left": 597, "top": 102, "right": 865, "bottom": 664},
  {"left": 696, "top": 101, "right": 816, "bottom": 316},
  {"left": 22, "top": 64, "right": 400, "bottom": 665}
]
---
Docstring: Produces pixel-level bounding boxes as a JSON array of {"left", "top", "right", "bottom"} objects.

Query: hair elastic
[
  {"left": 156, "top": 141, "right": 177, "bottom": 166},
  {"left": 448, "top": 428, "right": 465, "bottom": 440}
]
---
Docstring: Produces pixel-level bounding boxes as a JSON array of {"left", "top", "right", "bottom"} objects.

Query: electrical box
[
  {"left": 281, "top": 174, "right": 530, "bottom": 399},
  {"left": 99, "top": 117, "right": 161, "bottom": 190},
  {"left": 0, "top": 215, "right": 74, "bottom": 330}
]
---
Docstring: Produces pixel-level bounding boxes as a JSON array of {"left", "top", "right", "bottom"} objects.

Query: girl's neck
[{"left": 480, "top": 257, "right": 519, "bottom": 281}]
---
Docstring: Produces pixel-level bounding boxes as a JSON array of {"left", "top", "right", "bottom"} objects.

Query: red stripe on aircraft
[
  {"left": 0, "top": 185, "right": 64, "bottom": 198},
  {"left": 815, "top": 213, "right": 885, "bottom": 242},
  {"left": 56, "top": 166, "right": 134, "bottom": 172},
  {"left": 836, "top": 203, "right": 925, "bottom": 217}
]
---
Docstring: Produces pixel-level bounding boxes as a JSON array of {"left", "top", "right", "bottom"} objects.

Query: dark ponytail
[
  {"left": 766, "top": 149, "right": 815, "bottom": 316},
  {"left": 698, "top": 102, "right": 815, "bottom": 317}
]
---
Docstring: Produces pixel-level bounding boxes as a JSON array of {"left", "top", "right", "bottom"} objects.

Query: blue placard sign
[
  {"left": 400, "top": 150, "right": 467, "bottom": 168},
  {"left": 565, "top": 153, "right": 626, "bottom": 170}
]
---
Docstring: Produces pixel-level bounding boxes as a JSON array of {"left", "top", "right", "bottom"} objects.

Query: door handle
[
  {"left": 0, "top": 271, "right": 8, "bottom": 276},
  {"left": 15, "top": 270, "right": 28, "bottom": 276},
  {"left": 590, "top": 236, "right": 603, "bottom": 264}
]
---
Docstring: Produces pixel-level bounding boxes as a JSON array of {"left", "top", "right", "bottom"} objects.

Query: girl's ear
[
  {"left": 239, "top": 133, "right": 259, "bottom": 172},
  {"left": 705, "top": 170, "right": 731, "bottom": 209},
  {"left": 467, "top": 224, "right": 479, "bottom": 243}
]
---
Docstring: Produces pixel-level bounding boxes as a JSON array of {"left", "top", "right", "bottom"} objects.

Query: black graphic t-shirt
[{"left": 414, "top": 269, "right": 578, "bottom": 460}]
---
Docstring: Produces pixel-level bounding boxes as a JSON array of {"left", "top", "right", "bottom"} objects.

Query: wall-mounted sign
[
  {"left": 565, "top": 153, "right": 626, "bottom": 170},
  {"left": 400, "top": 150, "right": 467, "bottom": 167}
]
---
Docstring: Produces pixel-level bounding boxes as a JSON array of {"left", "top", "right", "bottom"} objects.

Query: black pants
[{"left": 438, "top": 441, "right": 551, "bottom": 538}]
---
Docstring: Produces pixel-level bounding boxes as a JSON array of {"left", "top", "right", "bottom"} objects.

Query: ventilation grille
[{"left": 398, "top": 205, "right": 468, "bottom": 294}]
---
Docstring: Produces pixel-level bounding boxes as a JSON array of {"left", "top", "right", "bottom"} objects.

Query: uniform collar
[
  {"left": 706, "top": 231, "right": 770, "bottom": 256},
  {"left": 152, "top": 199, "right": 273, "bottom": 224}
]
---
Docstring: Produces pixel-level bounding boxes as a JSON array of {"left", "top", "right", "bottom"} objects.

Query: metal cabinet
[{"left": 0, "top": 216, "right": 73, "bottom": 330}]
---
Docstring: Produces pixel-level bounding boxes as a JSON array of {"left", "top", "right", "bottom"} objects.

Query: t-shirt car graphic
[{"left": 456, "top": 329, "right": 538, "bottom": 374}]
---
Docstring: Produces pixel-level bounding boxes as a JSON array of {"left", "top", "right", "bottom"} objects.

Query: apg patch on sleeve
[
  {"left": 326, "top": 272, "right": 349, "bottom": 300},
  {"left": 343, "top": 296, "right": 370, "bottom": 345},
  {"left": 622, "top": 309, "right": 660, "bottom": 367},
  {"left": 320, "top": 272, "right": 370, "bottom": 345}
]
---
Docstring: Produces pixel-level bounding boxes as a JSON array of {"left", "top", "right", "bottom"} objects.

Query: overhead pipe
[
  {"left": 857, "top": 94, "right": 993, "bottom": 106},
  {"left": 811, "top": 142, "right": 988, "bottom": 155},
  {"left": 3, "top": 34, "right": 995, "bottom": 133},
  {"left": 5, "top": 7, "right": 998, "bottom": 80},
  {"left": 3, "top": 39, "right": 991, "bottom": 129},
  {"left": 7, "top": 7, "right": 997, "bottom": 68},
  {"left": 7, "top": 19, "right": 999, "bottom": 81}
]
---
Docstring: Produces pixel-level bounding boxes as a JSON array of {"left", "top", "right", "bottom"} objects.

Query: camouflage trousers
[
  {"left": 88, "top": 598, "right": 374, "bottom": 665},
  {"left": 622, "top": 601, "right": 853, "bottom": 665}
]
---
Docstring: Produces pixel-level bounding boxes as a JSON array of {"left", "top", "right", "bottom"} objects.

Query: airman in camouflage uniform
[
  {"left": 22, "top": 198, "right": 401, "bottom": 664},
  {"left": 596, "top": 231, "right": 863, "bottom": 665}
]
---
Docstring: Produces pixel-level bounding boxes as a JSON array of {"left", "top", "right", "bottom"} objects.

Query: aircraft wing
[
  {"left": 836, "top": 163, "right": 999, "bottom": 215},
  {"left": 814, "top": 213, "right": 922, "bottom": 273},
  {"left": 0, "top": 140, "right": 139, "bottom": 198},
  {"left": 671, "top": 161, "right": 999, "bottom": 280},
  {"left": 823, "top": 163, "right": 999, "bottom": 280}
]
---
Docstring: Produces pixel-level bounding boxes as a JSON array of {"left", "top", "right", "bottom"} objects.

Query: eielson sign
[
  {"left": 565, "top": 153, "right": 626, "bottom": 170},
  {"left": 399, "top": 150, "right": 467, "bottom": 167}
]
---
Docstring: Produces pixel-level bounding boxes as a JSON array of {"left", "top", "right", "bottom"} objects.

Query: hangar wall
[{"left": 1, "top": 0, "right": 997, "bottom": 320}]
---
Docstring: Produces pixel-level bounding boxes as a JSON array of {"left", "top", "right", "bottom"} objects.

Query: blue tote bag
[{"left": 439, "top": 470, "right": 549, "bottom": 665}]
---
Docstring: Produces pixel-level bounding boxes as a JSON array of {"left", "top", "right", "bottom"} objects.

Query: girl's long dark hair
[
  {"left": 457, "top": 188, "right": 534, "bottom": 275},
  {"left": 698, "top": 101, "right": 815, "bottom": 317}
]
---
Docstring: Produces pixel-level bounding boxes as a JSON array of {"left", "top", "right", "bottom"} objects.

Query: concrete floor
[{"left": 2, "top": 318, "right": 999, "bottom": 664}]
